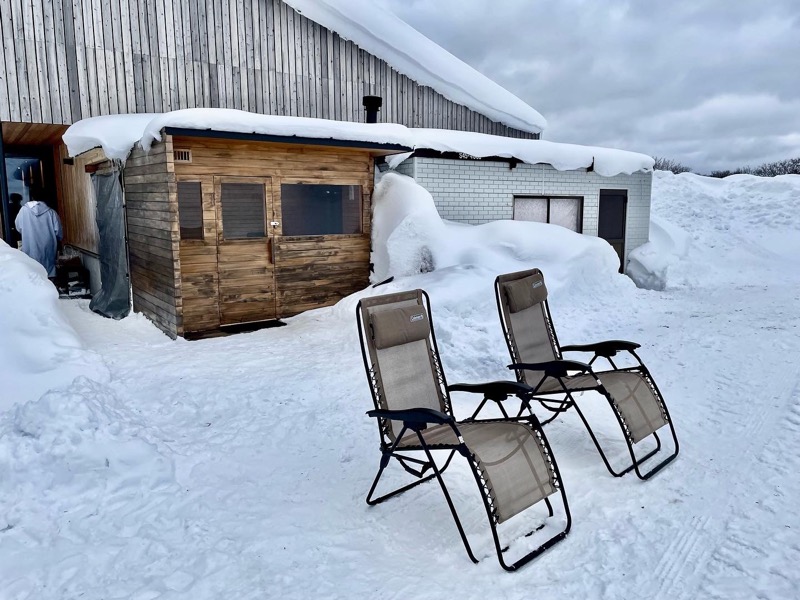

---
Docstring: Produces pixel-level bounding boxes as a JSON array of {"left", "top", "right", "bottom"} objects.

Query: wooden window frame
[
  {"left": 278, "top": 181, "right": 364, "bottom": 239},
  {"left": 216, "top": 177, "right": 270, "bottom": 242}
]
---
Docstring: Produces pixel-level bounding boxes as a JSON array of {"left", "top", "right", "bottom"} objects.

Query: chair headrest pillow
[
  {"left": 503, "top": 274, "right": 548, "bottom": 313},
  {"left": 371, "top": 305, "right": 431, "bottom": 349}
]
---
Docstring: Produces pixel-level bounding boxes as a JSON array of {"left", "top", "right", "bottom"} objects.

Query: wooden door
[{"left": 214, "top": 176, "right": 278, "bottom": 325}]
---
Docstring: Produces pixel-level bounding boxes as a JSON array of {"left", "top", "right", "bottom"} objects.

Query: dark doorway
[
  {"left": 2, "top": 148, "right": 58, "bottom": 246},
  {"left": 598, "top": 190, "right": 627, "bottom": 273}
]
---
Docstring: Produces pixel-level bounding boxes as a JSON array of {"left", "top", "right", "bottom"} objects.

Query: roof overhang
[{"left": 164, "top": 127, "right": 411, "bottom": 156}]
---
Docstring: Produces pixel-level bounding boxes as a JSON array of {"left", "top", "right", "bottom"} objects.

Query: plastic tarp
[{"left": 89, "top": 171, "right": 131, "bottom": 319}]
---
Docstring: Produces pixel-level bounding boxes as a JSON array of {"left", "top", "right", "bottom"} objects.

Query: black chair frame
[
  {"left": 357, "top": 292, "right": 572, "bottom": 571},
  {"left": 493, "top": 275, "right": 679, "bottom": 481}
]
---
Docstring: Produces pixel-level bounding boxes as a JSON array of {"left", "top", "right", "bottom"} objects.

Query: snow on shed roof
[
  {"left": 62, "top": 109, "right": 654, "bottom": 176},
  {"left": 282, "top": 0, "right": 547, "bottom": 135}
]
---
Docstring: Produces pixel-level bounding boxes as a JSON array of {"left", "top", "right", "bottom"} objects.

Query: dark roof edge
[{"left": 163, "top": 127, "right": 411, "bottom": 152}]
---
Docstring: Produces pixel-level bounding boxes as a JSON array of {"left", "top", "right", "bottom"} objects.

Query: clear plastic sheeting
[{"left": 89, "top": 171, "right": 131, "bottom": 319}]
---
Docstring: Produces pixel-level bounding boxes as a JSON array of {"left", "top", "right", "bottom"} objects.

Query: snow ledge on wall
[{"left": 63, "top": 109, "right": 654, "bottom": 177}]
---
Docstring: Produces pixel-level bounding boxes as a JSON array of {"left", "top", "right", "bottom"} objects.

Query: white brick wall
[{"left": 395, "top": 157, "right": 652, "bottom": 271}]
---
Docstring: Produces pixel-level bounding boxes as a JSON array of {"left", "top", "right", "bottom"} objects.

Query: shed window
[
  {"left": 280, "top": 184, "right": 361, "bottom": 236},
  {"left": 221, "top": 182, "right": 266, "bottom": 239},
  {"left": 514, "top": 196, "right": 583, "bottom": 232},
  {"left": 177, "top": 181, "right": 203, "bottom": 240}
]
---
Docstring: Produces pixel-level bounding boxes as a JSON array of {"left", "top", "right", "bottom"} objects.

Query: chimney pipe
[{"left": 363, "top": 95, "right": 382, "bottom": 123}]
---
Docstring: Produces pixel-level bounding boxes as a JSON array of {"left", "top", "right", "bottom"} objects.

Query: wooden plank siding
[
  {"left": 53, "top": 144, "right": 104, "bottom": 253},
  {"left": 122, "top": 138, "right": 182, "bottom": 338},
  {"left": 0, "top": 0, "right": 537, "bottom": 140},
  {"left": 171, "top": 134, "right": 373, "bottom": 332}
]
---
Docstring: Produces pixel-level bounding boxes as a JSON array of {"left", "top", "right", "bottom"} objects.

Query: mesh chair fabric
[
  {"left": 400, "top": 421, "right": 557, "bottom": 524},
  {"left": 376, "top": 340, "right": 443, "bottom": 440},
  {"left": 498, "top": 269, "right": 668, "bottom": 444}
]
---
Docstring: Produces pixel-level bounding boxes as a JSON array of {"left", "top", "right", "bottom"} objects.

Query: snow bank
[
  {"left": 62, "top": 109, "right": 653, "bottom": 176},
  {"left": 629, "top": 171, "right": 800, "bottom": 290},
  {"left": 0, "top": 241, "right": 108, "bottom": 412},
  {"left": 371, "top": 173, "right": 446, "bottom": 282},
  {"left": 627, "top": 217, "right": 693, "bottom": 290},
  {"left": 283, "top": 0, "right": 547, "bottom": 134},
  {"left": 372, "top": 172, "right": 620, "bottom": 286},
  {"left": 0, "top": 377, "right": 175, "bottom": 563}
]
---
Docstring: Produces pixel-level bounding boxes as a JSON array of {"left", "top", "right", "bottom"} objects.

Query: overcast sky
[{"left": 384, "top": 0, "right": 800, "bottom": 174}]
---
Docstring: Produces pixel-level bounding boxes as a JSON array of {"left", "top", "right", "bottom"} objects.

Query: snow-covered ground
[{"left": 1, "top": 171, "right": 799, "bottom": 599}]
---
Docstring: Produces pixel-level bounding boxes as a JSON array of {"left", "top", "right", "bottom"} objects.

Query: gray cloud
[{"left": 384, "top": 0, "right": 800, "bottom": 173}]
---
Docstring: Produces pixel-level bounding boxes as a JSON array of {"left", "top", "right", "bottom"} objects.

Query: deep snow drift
[
  {"left": 1, "top": 172, "right": 799, "bottom": 599},
  {"left": 629, "top": 172, "right": 800, "bottom": 290},
  {"left": 0, "top": 241, "right": 107, "bottom": 412}
]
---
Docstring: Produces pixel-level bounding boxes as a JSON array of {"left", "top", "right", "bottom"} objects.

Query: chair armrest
[
  {"left": 367, "top": 407, "right": 454, "bottom": 426},
  {"left": 447, "top": 380, "right": 532, "bottom": 400},
  {"left": 509, "top": 360, "right": 592, "bottom": 377},
  {"left": 560, "top": 340, "right": 640, "bottom": 357}
]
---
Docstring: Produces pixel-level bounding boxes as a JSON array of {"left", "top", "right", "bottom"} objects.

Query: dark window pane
[
  {"left": 281, "top": 184, "right": 361, "bottom": 236},
  {"left": 177, "top": 181, "right": 203, "bottom": 240},
  {"left": 221, "top": 182, "right": 265, "bottom": 239},
  {"left": 598, "top": 194, "right": 626, "bottom": 240}
]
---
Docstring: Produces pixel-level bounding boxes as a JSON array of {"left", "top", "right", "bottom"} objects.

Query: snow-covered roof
[
  {"left": 283, "top": 0, "right": 547, "bottom": 135},
  {"left": 62, "top": 109, "right": 654, "bottom": 177}
]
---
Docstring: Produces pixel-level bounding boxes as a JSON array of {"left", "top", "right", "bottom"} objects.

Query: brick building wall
[{"left": 394, "top": 157, "right": 652, "bottom": 271}]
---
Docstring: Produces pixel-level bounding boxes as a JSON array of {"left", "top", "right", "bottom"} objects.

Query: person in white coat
[{"left": 14, "top": 189, "right": 63, "bottom": 278}]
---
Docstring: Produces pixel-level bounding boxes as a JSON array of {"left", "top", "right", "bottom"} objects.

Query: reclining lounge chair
[
  {"left": 357, "top": 289, "right": 571, "bottom": 571},
  {"left": 494, "top": 268, "right": 679, "bottom": 480}
]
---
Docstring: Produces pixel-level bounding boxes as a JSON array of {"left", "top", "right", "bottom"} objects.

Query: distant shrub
[
  {"left": 707, "top": 158, "right": 800, "bottom": 178},
  {"left": 708, "top": 167, "right": 751, "bottom": 178},
  {"left": 653, "top": 157, "right": 692, "bottom": 174},
  {"left": 751, "top": 157, "right": 800, "bottom": 177}
]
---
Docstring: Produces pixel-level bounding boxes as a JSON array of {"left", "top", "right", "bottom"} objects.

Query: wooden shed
[{"left": 120, "top": 128, "right": 406, "bottom": 338}]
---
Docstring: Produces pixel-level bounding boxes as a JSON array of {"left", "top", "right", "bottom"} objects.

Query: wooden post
[{"left": 0, "top": 121, "right": 11, "bottom": 242}]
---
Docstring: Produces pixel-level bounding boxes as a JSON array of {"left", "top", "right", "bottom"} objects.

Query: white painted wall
[{"left": 394, "top": 157, "right": 652, "bottom": 271}]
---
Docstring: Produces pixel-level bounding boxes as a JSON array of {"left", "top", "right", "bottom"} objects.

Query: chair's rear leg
[
  {"left": 366, "top": 449, "right": 458, "bottom": 505},
  {"left": 571, "top": 401, "right": 630, "bottom": 477},
  {"left": 416, "top": 439, "right": 480, "bottom": 564}
]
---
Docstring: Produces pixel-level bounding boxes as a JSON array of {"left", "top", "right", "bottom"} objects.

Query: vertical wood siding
[
  {"left": 54, "top": 144, "right": 102, "bottom": 252},
  {"left": 0, "top": 0, "right": 537, "bottom": 139}
]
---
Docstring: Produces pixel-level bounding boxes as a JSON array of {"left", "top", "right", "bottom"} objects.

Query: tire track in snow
[
  {"left": 644, "top": 286, "right": 800, "bottom": 600},
  {"left": 693, "top": 378, "right": 800, "bottom": 599},
  {"left": 651, "top": 515, "right": 712, "bottom": 598}
]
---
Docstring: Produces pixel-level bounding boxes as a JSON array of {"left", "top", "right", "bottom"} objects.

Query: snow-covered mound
[
  {"left": 629, "top": 171, "right": 800, "bottom": 290},
  {"left": 371, "top": 172, "right": 621, "bottom": 287},
  {"left": 0, "top": 241, "right": 107, "bottom": 411},
  {"left": 627, "top": 216, "right": 693, "bottom": 291}
]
